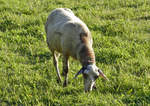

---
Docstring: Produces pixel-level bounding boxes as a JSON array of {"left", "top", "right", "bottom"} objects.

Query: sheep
[{"left": 45, "top": 8, "right": 108, "bottom": 92}]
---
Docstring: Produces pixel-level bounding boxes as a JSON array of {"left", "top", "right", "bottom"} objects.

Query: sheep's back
[{"left": 45, "top": 8, "right": 92, "bottom": 58}]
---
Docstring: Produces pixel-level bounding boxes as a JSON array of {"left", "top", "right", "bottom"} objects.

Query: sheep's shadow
[
  {"left": 28, "top": 52, "right": 52, "bottom": 65},
  {"left": 17, "top": 49, "right": 52, "bottom": 65}
]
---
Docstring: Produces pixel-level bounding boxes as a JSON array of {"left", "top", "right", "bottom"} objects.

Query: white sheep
[{"left": 45, "top": 8, "right": 108, "bottom": 92}]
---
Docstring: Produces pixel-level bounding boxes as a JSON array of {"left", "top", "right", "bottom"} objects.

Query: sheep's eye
[{"left": 94, "top": 75, "right": 98, "bottom": 80}]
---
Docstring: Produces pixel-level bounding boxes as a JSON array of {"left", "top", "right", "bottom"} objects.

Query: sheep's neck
[{"left": 79, "top": 45, "right": 95, "bottom": 66}]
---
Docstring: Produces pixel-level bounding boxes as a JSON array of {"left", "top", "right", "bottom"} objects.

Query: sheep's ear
[
  {"left": 83, "top": 69, "right": 89, "bottom": 74},
  {"left": 74, "top": 67, "right": 85, "bottom": 79},
  {"left": 98, "top": 69, "right": 109, "bottom": 81}
]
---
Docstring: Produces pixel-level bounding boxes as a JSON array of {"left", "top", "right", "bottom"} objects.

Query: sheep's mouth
[
  {"left": 92, "top": 83, "right": 97, "bottom": 90},
  {"left": 84, "top": 81, "right": 96, "bottom": 92}
]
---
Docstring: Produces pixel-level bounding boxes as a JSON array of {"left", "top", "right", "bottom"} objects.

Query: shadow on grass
[
  {"left": 16, "top": 46, "right": 52, "bottom": 65},
  {"left": 27, "top": 52, "right": 52, "bottom": 64},
  {"left": 136, "top": 15, "right": 150, "bottom": 21}
]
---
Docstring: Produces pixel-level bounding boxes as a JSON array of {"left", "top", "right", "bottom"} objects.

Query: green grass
[{"left": 0, "top": 0, "right": 150, "bottom": 105}]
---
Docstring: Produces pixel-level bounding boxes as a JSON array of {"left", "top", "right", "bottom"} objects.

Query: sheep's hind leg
[
  {"left": 53, "top": 52, "right": 62, "bottom": 83},
  {"left": 62, "top": 55, "right": 69, "bottom": 87}
]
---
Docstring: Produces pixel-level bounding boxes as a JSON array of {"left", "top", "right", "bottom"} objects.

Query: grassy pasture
[{"left": 0, "top": 0, "right": 150, "bottom": 105}]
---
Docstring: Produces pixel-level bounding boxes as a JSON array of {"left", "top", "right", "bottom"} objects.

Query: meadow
[{"left": 0, "top": 0, "right": 150, "bottom": 105}]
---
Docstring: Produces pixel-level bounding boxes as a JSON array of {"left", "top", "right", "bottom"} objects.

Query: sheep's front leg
[
  {"left": 62, "top": 56, "right": 69, "bottom": 87},
  {"left": 53, "top": 52, "right": 62, "bottom": 83}
]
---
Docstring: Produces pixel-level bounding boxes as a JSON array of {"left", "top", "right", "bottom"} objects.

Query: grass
[{"left": 0, "top": 0, "right": 150, "bottom": 105}]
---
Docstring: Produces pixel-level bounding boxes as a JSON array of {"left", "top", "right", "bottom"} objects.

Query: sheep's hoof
[
  {"left": 63, "top": 81, "right": 68, "bottom": 87},
  {"left": 57, "top": 79, "right": 62, "bottom": 83},
  {"left": 62, "top": 72, "right": 66, "bottom": 76}
]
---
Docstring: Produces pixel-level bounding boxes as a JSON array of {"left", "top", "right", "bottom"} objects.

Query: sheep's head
[{"left": 74, "top": 64, "right": 108, "bottom": 92}]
